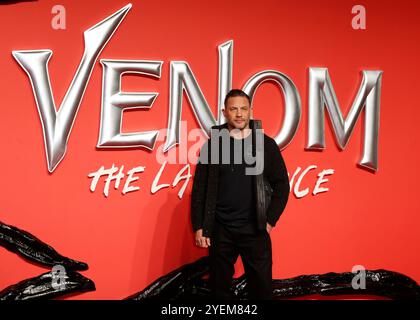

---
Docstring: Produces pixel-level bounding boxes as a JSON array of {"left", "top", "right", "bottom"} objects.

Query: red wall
[{"left": 0, "top": 0, "right": 419, "bottom": 299}]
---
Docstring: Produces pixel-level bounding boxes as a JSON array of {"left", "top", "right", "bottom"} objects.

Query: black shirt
[{"left": 215, "top": 132, "right": 257, "bottom": 229}]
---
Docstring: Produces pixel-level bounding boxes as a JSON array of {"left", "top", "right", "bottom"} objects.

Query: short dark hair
[{"left": 224, "top": 89, "right": 251, "bottom": 108}]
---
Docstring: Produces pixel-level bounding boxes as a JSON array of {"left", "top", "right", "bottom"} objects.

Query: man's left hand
[{"left": 266, "top": 223, "right": 273, "bottom": 234}]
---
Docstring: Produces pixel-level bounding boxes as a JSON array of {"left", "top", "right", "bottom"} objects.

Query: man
[{"left": 191, "top": 89, "right": 290, "bottom": 299}]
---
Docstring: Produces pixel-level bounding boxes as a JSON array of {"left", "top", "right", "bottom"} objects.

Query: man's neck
[{"left": 227, "top": 123, "right": 251, "bottom": 139}]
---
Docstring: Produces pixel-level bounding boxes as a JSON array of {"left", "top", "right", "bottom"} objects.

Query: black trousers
[{"left": 209, "top": 219, "right": 273, "bottom": 300}]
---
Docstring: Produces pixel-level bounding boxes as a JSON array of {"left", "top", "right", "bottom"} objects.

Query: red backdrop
[{"left": 0, "top": 0, "right": 419, "bottom": 299}]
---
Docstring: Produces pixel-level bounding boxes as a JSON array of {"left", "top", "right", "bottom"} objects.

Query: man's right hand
[{"left": 195, "top": 229, "right": 211, "bottom": 248}]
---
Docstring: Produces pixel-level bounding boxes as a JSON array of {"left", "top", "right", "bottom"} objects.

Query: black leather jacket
[{"left": 190, "top": 119, "right": 290, "bottom": 237}]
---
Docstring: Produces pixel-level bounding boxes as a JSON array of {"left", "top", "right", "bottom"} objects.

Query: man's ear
[{"left": 222, "top": 108, "right": 226, "bottom": 118}]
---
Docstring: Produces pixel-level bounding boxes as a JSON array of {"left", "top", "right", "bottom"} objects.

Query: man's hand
[
  {"left": 195, "top": 229, "right": 211, "bottom": 248},
  {"left": 266, "top": 223, "right": 273, "bottom": 234}
]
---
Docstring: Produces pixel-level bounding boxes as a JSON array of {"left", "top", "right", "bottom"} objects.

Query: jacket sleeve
[
  {"left": 190, "top": 140, "right": 209, "bottom": 232},
  {"left": 265, "top": 138, "right": 290, "bottom": 227}
]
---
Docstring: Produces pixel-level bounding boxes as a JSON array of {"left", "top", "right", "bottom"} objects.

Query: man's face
[{"left": 222, "top": 96, "right": 252, "bottom": 130}]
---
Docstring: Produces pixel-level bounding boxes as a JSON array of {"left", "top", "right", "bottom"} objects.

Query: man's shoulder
[
  {"left": 210, "top": 123, "right": 228, "bottom": 131},
  {"left": 263, "top": 134, "right": 277, "bottom": 147}
]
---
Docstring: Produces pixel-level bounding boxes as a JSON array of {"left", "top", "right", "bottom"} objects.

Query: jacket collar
[{"left": 214, "top": 119, "right": 255, "bottom": 130}]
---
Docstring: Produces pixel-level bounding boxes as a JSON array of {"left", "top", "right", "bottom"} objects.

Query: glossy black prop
[
  {"left": 0, "top": 1, "right": 38, "bottom": 5},
  {"left": 2, "top": 219, "right": 418, "bottom": 300},
  {"left": 270, "top": 269, "right": 420, "bottom": 300},
  {"left": 127, "top": 256, "right": 420, "bottom": 300},
  {"left": 126, "top": 256, "right": 210, "bottom": 300},
  {"left": 0, "top": 220, "right": 88, "bottom": 271},
  {"left": 0, "top": 270, "right": 95, "bottom": 300},
  {"left": 0, "top": 220, "right": 94, "bottom": 300}
]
